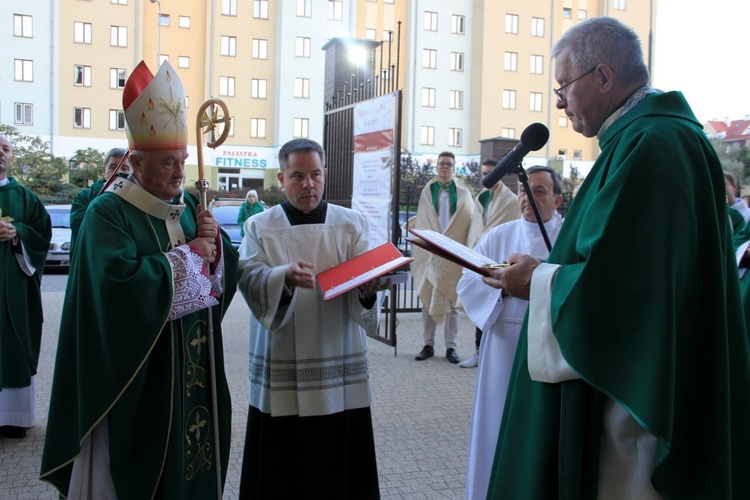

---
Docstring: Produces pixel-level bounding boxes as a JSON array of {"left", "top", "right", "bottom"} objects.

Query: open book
[
  {"left": 316, "top": 242, "right": 413, "bottom": 301},
  {"left": 406, "top": 228, "right": 504, "bottom": 277}
]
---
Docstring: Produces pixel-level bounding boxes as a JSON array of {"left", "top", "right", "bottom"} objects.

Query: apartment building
[{"left": 1, "top": 0, "right": 655, "bottom": 189}]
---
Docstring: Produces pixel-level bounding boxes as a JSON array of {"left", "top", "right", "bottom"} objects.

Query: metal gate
[{"left": 322, "top": 26, "right": 419, "bottom": 350}]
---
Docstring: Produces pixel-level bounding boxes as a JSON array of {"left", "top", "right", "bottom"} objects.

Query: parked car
[
  {"left": 45, "top": 204, "right": 72, "bottom": 270},
  {"left": 208, "top": 198, "right": 244, "bottom": 249}
]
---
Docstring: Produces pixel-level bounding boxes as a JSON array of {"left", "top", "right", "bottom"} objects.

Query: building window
[
  {"left": 450, "top": 52, "right": 464, "bottom": 71},
  {"left": 449, "top": 90, "right": 463, "bottom": 110},
  {"left": 109, "top": 109, "right": 126, "bottom": 130},
  {"left": 531, "top": 17, "right": 544, "bottom": 37},
  {"left": 448, "top": 128, "right": 462, "bottom": 147},
  {"left": 178, "top": 56, "right": 190, "bottom": 68},
  {"left": 251, "top": 79, "right": 267, "bottom": 99},
  {"left": 74, "top": 65, "right": 92, "bottom": 86},
  {"left": 384, "top": 0, "right": 394, "bottom": 3},
  {"left": 420, "top": 126, "right": 435, "bottom": 146},
  {"left": 502, "top": 90, "right": 516, "bottom": 109},
  {"left": 14, "top": 14, "right": 33, "bottom": 38},
  {"left": 578, "top": 9, "right": 587, "bottom": 20},
  {"left": 558, "top": 116, "right": 568, "bottom": 127},
  {"left": 219, "top": 76, "right": 236, "bottom": 97},
  {"left": 15, "top": 103, "right": 33, "bottom": 125},
  {"left": 562, "top": 8, "right": 572, "bottom": 19},
  {"left": 573, "top": 150, "right": 582, "bottom": 159},
  {"left": 297, "top": 0, "right": 311, "bottom": 17},
  {"left": 159, "top": 54, "right": 169, "bottom": 65},
  {"left": 451, "top": 15, "right": 465, "bottom": 34},
  {"left": 110, "top": 68, "right": 126, "bottom": 89},
  {"left": 504, "top": 52, "right": 517, "bottom": 72},
  {"left": 328, "top": 0, "right": 343, "bottom": 20},
  {"left": 421, "top": 87, "right": 436, "bottom": 107},
  {"left": 251, "top": 118, "right": 266, "bottom": 138},
  {"left": 530, "top": 55, "right": 544, "bottom": 75},
  {"left": 221, "top": 36, "right": 237, "bottom": 56},
  {"left": 501, "top": 127, "right": 515, "bottom": 139},
  {"left": 293, "top": 118, "right": 309, "bottom": 138},
  {"left": 296, "top": 37, "right": 311, "bottom": 57},
  {"left": 505, "top": 14, "right": 518, "bottom": 34},
  {"left": 254, "top": 0, "right": 269, "bottom": 19},
  {"left": 159, "top": 14, "right": 170, "bottom": 26},
  {"left": 424, "top": 11, "right": 437, "bottom": 31},
  {"left": 14, "top": 59, "right": 33, "bottom": 82},
  {"left": 294, "top": 78, "right": 310, "bottom": 98},
  {"left": 74, "top": 22, "right": 92, "bottom": 44},
  {"left": 614, "top": 0, "right": 626, "bottom": 10},
  {"left": 253, "top": 39, "right": 268, "bottom": 59},
  {"left": 365, "top": 28, "right": 376, "bottom": 40},
  {"left": 222, "top": 0, "right": 237, "bottom": 16},
  {"left": 423, "top": 49, "right": 437, "bottom": 69},
  {"left": 530, "top": 92, "right": 543, "bottom": 112},
  {"left": 110, "top": 26, "right": 128, "bottom": 47},
  {"left": 179, "top": 16, "right": 191, "bottom": 28},
  {"left": 229, "top": 115, "right": 235, "bottom": 137},
  {"left": 557, "top": 149, "right": 567, "bottom": 159},
  {"left": 74, "top": 107, "right": 91, "bottom": 129},
  {"left": 110, "top": 0, "right": 127, "bottom": 4}
]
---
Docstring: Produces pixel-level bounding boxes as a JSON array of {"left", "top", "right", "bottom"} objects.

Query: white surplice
[
  {"left": 237, "top": 204, "right": 379, "bottom": 418},
  {"left": 457, "top": 213, "right": 562, "bottom": 500}
]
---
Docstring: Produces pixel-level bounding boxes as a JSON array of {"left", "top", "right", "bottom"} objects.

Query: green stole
[
  {"left": 478, "top": 189, "right": 493, "bottom": 212},
  {"left": 430, "top": 180, "right": 457, "bottom": 216}
]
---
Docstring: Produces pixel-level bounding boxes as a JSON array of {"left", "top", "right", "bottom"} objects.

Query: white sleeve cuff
[{"left": 528, "top": 263, "right": 579, "bottom": 383}]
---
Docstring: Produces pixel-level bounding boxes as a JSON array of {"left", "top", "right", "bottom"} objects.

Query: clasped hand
[{"left": 0, "top": 221, "right": 17, "bottom": 242}]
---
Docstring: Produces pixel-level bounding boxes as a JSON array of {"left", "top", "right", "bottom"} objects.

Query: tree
[
  {"left": 0, "top": 124, "right": 73, "bottom": 203},
  {"left": 559, "top": 165, "right": 583, "bottom": 218},
  {"left": 398, "top": 151, "right": 432, "bottom": 214},
  {"left": 69, "top": 147, "right": 105, "bottom": 188}
]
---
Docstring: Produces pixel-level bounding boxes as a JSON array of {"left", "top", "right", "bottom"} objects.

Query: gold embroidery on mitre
[
  {"left": 159, "top": 87, "right": 185, "bottom": 133},
  {"left": 140, "top": 112, "right": 147, "bottom": 124},
  {"left": 148, "top": 98, "right": 155, "bottom": 111},
  {"left": 166, "top": 70, "right": 172, "bottom": 83},
  {"left": 149, "top": 125, "right": 157, "bottom": 137}
]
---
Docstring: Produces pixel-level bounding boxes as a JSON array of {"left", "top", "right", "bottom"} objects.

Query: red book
[
  {"left": 317, "top": 242, "right": 413, "bottom": 301},
  {"left": 405, "top": 227, "right": 504, "bottom": 277}
]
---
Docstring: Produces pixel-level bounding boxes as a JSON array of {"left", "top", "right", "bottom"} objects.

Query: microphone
[{"left": 482, "top": 123, "right": 549, "bottom": 188}]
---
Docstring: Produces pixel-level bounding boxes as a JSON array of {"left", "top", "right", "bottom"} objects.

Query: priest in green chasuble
[
  {"left": 0, "top": 133, "right": 52, "bottom": 439},
  {"left": 41, "top": 60, "right": 238, "bottom": 499},
  {"left": 484, "top": 17, "right": 750, "bottom": 499}
]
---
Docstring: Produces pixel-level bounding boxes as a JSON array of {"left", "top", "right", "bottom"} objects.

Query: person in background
[
  {"left": 70, "top": 147, "right": 131, "bottom": 246},
  {"left": 484, "top": 17, "right": 750, "bottom": 498},
  {"left": 459, "top": 158, "right": 521, "bottom": 368},
  {"left": 724, "top": 171, "right": 750, "bottom": 224},
  {"left": 238, "top": 189, "right": 265, "bottom": 238},
  {"left": 237, "top": 138, "right": 389, "bottom": 499},
  {"left": 411, "top": 151, "right": 475, "bottom": 364},
  {"left": 457, "top": 166, "right": 562, "bottom": 499},
  {"left": 41, "top": 60, "right": 238, "bottom": 499},
  {"left": 0, "top": 133, "right": 52, "bottom": 439}
]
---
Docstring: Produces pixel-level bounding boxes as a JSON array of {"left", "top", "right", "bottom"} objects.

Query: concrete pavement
[{"left": 1, "top": 272, "right": 479, "bottom": 499}]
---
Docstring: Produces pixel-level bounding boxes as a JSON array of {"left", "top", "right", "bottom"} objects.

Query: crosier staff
[{"left": 195, "top": 98, "right": 231, "bottom": 499}]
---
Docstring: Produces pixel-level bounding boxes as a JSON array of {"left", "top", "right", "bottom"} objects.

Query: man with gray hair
[
  {"left": 485, "top": 17, "right": 750, "bottom": 498},
  {"left": 70, "top": 147, "right": 131, "bottom": 245}
]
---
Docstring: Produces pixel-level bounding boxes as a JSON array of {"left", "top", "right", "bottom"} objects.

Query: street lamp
[{"left": 150, "top": 0, "right": 161, "bottom": 67}]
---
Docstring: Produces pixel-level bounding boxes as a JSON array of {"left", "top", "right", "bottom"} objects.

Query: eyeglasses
[
  {"left": 553, "top": 67, "right": 596, "bottom": 102},
  {"left": 437, "top": 162, "right": 455, "bottom": 168}
]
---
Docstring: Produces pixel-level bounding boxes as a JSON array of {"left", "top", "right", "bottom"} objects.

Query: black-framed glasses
[{"left": 553, "top": 67, "right": 596, "bottom": 102}]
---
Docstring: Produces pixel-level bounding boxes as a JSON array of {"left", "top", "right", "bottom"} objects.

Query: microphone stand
[{"left": 514, "top": 163, "right": 552, "bottom": 253}]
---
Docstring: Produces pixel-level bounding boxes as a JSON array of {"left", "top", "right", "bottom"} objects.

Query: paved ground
[{"left": 1, "top": 271, "right": 479, "bottom": 499}]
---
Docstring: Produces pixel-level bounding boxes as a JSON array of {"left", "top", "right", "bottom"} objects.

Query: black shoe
[
  {"left": 446, "top": 348, "right": 460, "bottom": 364},
  {"left": 0, "top": 426, "right": 27, "bottom": 438},
  {"left": 415, "top": 345, "right": 434, "bottom": 361}
]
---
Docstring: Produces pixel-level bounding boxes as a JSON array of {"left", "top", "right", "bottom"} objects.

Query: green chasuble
[
  {"left": 487, "top": 91, "right": 750, "bottom": 499},
  {"left": 41, "top": 184, "right": 238, "bottom": 499},
  {"left": 70, "top": 178, "right": 105, "bottom": 249},
  {"left": 0, "top": 178, "right": 51, "bottom": 389}
]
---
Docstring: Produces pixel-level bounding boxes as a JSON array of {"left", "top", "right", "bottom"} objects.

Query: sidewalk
[{"left": 1, "top": 273, "right": 478, "bottom": 499}]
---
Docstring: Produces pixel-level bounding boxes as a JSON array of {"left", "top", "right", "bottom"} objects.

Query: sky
[{"left": 652, "top": 0, "right": 750, "bottom": 123}]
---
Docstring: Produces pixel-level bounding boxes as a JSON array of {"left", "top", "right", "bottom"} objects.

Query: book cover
[{"left": 317, "top": 242, "right": 413, "bottom": 301}]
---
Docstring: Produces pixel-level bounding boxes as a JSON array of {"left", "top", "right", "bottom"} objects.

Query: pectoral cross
[{"left": 0, "top": 208, "right": 13, "bottom": 222}]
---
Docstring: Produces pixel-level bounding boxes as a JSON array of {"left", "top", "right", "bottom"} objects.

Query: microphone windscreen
[{"left": 520, "top": 123, "right": 550, "bottom": 151}]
